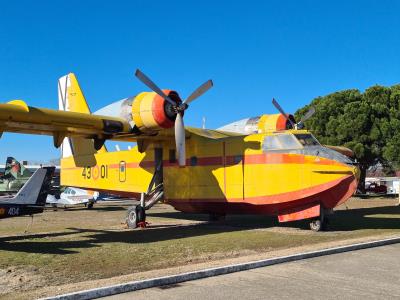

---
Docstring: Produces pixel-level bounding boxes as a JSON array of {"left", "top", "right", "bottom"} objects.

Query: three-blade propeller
[
  {"left": 272, "top": 98, "right": 295, "bottom": 128},
  {"left": 135, "top": 69, "right": 213, "bottom": 166},
  {"left": 272, "top": 98, "right": 315, "bottom": 129}
]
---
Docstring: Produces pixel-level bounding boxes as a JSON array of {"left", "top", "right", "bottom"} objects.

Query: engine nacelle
[
  {"left": 218, "top": 114, "right": 296, "bottom": 134},
  {"left": 118, "top": 90, "right": 182, "bottom": 133},
  {"left": 257, "top": 114, "right": 296, "bottom": 132}
]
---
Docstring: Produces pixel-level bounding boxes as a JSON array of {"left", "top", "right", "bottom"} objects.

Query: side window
[
  {"left": 277, "top": 134, "right": 301, "bottom": 149},
  {"left": 169, "top": 149, "right": 176, "bottom": 163},
  {"left": 190, "top": 156, "right": 198, "bottom": 166},
  {"left": 294, "top": 134, "right": 320, "bottom": 146},
  {"left": 264, "top": 136, "right": 281, "bottom": 150},
  {"left": 119, "top": 161, "right": 126, "bottom": 182},
  {"left": 71, "top": 189, "right": 76, "bottom": 195}
]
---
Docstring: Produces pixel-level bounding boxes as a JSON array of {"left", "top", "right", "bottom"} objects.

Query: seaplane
[{"left": 0, "top": 70, "right": 359, "bottom": 231}]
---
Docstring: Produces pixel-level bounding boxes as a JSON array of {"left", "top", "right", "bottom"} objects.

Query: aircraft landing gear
[
  {"left": 309, "top": 207, "right": 331, "bottom": 232},
  {"left": 87, "top": 201, "right": 94, "bottom": 209},
  {"left": 126, "top": 159, "right": 164, "bottom": 229},
  {"left": 125, "top": 185, "right": 163, "bottom": 229},
  {"left": 309, "top": 219, "right": 326, "bottom": 232},
  {"left": 126, "top": 205, "right": 146, "bottom": 229}
]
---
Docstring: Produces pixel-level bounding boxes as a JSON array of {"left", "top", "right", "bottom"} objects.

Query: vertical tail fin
[
  {"left": 4, "top": 157, "right": 31, "bottom": 179},
  {"left": 12, "top": 167, "right": 55, "bottom": 205},
  {"left": 57, "top": 73, "right": 107, "bottom": 158}
]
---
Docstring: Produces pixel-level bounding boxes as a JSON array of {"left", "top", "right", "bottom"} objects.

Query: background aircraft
[
  {"left": 0, "top": 167, "right": 54, "bottom": 219},
  {"left": 0, "top": 71, "right": 359, "bottom": 231},
  {"left": 46, "top": 187, "right": 99, "bottom": 209},
  {"left": 0, "top": 157, "right": 31, "bottom": 193}
]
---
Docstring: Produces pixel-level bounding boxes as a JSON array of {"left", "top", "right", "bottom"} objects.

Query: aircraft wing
[{"left": 0, "top": 100, "right": 132, "bottom": 147}]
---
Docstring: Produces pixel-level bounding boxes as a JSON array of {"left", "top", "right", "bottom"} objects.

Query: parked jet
[
  {"left": 0, "top": 71, "right": 359, "bottom": 231},
  {"left": 0, "top": 167, "right": 55, "bottom": 219}
]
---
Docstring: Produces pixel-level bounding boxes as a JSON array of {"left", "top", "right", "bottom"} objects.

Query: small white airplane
[{"left": 46, "top": 187, "right": 99, "bottom": 209}]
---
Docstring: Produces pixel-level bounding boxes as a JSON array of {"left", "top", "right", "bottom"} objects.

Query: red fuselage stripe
[{"left": 63, "top": 153, "right": 347, "bottom": 171}]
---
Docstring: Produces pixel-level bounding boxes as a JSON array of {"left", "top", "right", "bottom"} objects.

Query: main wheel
[
  {"left": 126, "top": 205, "right": 146, "bottom": 229},
  {"left": 310, "top": 218, "right": 328, "bottom": 232},
  {"left": 310, "top": 219, "right": 322, "bottom": 231},
  {"left": 87, "top": 202, "right": 94, "bottom": 209}
]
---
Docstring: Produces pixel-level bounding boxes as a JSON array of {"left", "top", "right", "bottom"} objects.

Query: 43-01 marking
[{"left": 82, "top": 165, "right": 108, "bottom": 179}]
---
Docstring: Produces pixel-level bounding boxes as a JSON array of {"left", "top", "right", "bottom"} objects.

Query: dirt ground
[{"left": 0, "top": 197, "right": 399, "bottom": 299}]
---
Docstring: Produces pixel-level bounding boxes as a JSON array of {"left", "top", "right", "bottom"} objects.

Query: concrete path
[{"left": 107, "top": 243, "right": 400, "bottom": 300}]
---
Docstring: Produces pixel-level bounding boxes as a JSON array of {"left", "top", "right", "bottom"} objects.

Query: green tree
[{"left": 295, "top": 85, "right": 400, "bottom": 192}]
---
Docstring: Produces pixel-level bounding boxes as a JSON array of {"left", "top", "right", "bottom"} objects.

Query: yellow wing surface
[
  {"left": 0, "top": 101, "right": 130, "bottom": 139},
  {"left": 0, "top": 73, "right": 132, "bottom": 150}
]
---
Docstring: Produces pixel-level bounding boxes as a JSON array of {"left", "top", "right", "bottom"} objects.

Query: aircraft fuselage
[{"left": 60, "top": 129, "right": 359, "bottom": 222}]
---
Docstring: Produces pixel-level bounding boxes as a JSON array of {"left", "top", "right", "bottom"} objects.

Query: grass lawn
[{"left": 0, "top": 197, "right": 399, "bottom": 299}]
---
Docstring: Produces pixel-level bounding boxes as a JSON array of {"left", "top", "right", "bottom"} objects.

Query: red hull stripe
[
  {"left": 167, "top": 175, "right": 355, "bottom": 205},
  {"left": 63, "top": 153, "right": 348, "bottom": 171},
  {"left": 168, "top": 175, "right": 357, "bottom": 215}
]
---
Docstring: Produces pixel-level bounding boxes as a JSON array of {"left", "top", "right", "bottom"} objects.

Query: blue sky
[{"left": 1, "top": 0, "right": 400, "bottom": 162}]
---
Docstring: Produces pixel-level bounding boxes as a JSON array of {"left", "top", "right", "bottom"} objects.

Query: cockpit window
[
  {"left": 263, "top": 134, "right": 302, "bottom": 150},
  {"left": 278, "top": 134, "right": 302, "bottom": 149},
  {"left": 264, "top": 135, "right": 281, "bottom": 149},
  {"left": 294, "top": 134, "right": 320, "bottom": 146}
]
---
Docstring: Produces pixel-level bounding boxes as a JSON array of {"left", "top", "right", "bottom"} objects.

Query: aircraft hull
[{"left": 166, "top": 172, "right": 357, "bottom": 220}]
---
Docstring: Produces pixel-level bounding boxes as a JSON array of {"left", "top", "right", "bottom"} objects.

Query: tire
[
  {"left": 310, "top": 219, "right": 322, "bottom": 232},
  {"left": 87, "top": 202, "right": 94, "bottom": 209},
  {"left": 136, "top": 205, "right": 146, "bottom": 223},
  {"left": 126, "top": 206, "right": 138, "bottom": 229},
  {"left": 126, "top": 205, "right": 146, "bottom": 229}
]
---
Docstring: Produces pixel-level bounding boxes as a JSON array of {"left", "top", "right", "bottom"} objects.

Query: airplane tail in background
[
  {"left": 12, "top": 167, "right": 55, "bottom": 205},
  {"left": 4, "top": 157, "right": 31, "bottom": 178},
  {"left": 58, "top": 73, "right": 107, "bottom": 158}
]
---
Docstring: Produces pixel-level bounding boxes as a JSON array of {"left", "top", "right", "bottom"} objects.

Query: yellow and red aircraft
[{"left": 0, "top": 71, "right": 359, "bottom": 231}]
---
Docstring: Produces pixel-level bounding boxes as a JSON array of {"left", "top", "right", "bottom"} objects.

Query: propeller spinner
[{"left": 135, "top": 69, "right": 213, "bottom": 166}]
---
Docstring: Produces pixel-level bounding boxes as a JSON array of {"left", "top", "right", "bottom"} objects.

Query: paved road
[{"left": 107, "top": 243, "right": 400, "bottom": 300}]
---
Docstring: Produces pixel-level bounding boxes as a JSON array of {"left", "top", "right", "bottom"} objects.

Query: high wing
[
  {"left": 0, "top": 71, "right": 213, "bottom": 166},
  {"left": 0, "top": 100, "right": 132, "bottom": 148}
]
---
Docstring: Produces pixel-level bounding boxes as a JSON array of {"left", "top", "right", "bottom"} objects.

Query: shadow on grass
[
  {"left": 0, "top": 223, "right": 254, "bottom": 255},
  {"left": 0, "top": 205, "right": 399, "bottom": 255},
  {"left": 147, "top": 211, "right": 210, "bottom": 222},
  {"left": 284, "top": 205, "right": 400, "bottom": 231}
]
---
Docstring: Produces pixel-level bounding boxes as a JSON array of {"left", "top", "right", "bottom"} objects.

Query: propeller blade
[
  {"left": 300, "top": 106, "right": 316, "bottom": 123},
  {"left": 175, "top": 113, "right": 186, "bottom": 166},
  {"left": 272, "top": 98, "right": 295, "bottom": 127},
  {"left": 135, "top": 69, "right": 176, "bottom": 105},
  {"left": 184, "top": 80, "right": 213, "bottom": 105}
]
